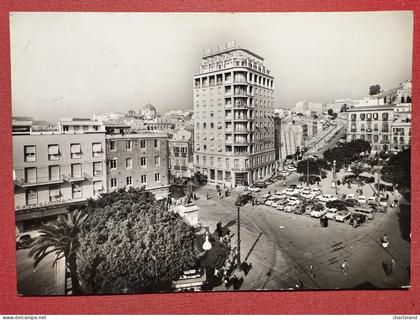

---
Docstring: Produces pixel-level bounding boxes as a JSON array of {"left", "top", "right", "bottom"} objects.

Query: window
[
  {"left": 93, "top": 162, "right": 102, "bottom": 177},
  {"left": 154, "top": 140, "right": 159, "bottom": 148},
  {"left": 140, "top": 157, "right": 147, "bottom": 166},
  {"left": 203, "top": 156, "right": 206, "bottom": 165},
  {"left": 203, "top": 144, "right": 207, "bottom": 151},
  {"left": 210, "top": 122, "right": 214, "bottom": 129},
  {"left": 93, "top": 181, "right": 103, "bottom": 195},
  {"left": 382, "top": 112, "right": 389, "bottom": 120},
  {"left": 49, "top": 165, "right": 60, "bottom": 181},
  {"left": 141, "top": 175, "right": 147, "bottom": 184},
  {"left": 126, "top": 140, "right": 132, "bottom": 150},
  {"left": 25, "top": 167, "right": 37, "bottom": 183},
  {"left": 140, "top": 140, "right": 146, "bottom": 149},
  {"left": 196, "top": 155, "right": 199, "bottom": 165},
  {"left": 49, "top": 186, "right": 61, "bottom": 202},
  {"left": 62, "top": 126, "right": 69, "bottom": 132},
  {"left": 24, "top": 146, "right": 36, "bottom": 162},
  {"left": 373, "top": 113, "right": 378, "bottom": 120},
  {"left": 360, "top": 113, "right": 365, "bottom": 120},
  {"left": 71, "top": 144, "right": 81, "bottom": 159},
  {"left": 111, "top": 178, "right": 118, "bottom": 188},
  {"left": 154, "top": 156, "right": 160, "bottom": 166},
  {"left": 234, "top": 159, "right": 239, "bottom": 169},
  {"left": 92, "top": 143, "right": 103, "bottom": 157},
  {"left": 71, "top": 163, "right": 82, "bottom": 178},
  {"left": 203, "top": 123, "right": 207, "bottom": 129},
  {"left": 196, "top": 123, "right": 200, "bottom": 129},
  {"left": 72, "top": 184, "right": 82, "bottom": 199},
  {"left": 48, "top": 144, "right": 60, "bottom": 160},
  {"left": 110, "top": 141, "right": 116, "bottom": 151},
  {"left": 226, "top": 158, "right": 230, "bottom": 168},
  {"left": 26, "top": 189, "right": 37, "bottom": 205},
  {"left": 210, "top": 157, "right": 214, "bottom": 166},
  {"left": 126, "top": 176, "right": 132, "bottom": 186},
  {"left": 154, "top": 173, "right": 160, "bottom": 182},
  {"left": 110, "top": 159, "right": 117, "bottom": 169},
  {"left": 126, "top": 158, "right": 132, "bottom": 169}
]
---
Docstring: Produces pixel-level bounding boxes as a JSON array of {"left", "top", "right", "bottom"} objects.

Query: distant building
[
  {"left": 193, "top": 41, "right": 276, "bottom": 186},
  {"left": 13, "top": 118, "right": 107, "bottom": 232},
  {"left": 105, "top": 131, "right": 170, "bottom": 197},
  {"left": 93, "top": 112, "right": 126, "bottom": 122},
  {"left": 169, "top": 128, "right": 194, "bottom": 179},
  {"left": 294, "top": 101, "right": 324, "bottom": 115},
  {"left": 326, "top": 98, "right": 352, "bottom": 113}
]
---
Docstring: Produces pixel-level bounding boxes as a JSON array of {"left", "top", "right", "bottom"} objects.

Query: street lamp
[
  {"left": 202, "top": 232, "right": 212, "bottom": 251},
  {"left": 236, "top": 206, "right": 242, "bottom": 271}
]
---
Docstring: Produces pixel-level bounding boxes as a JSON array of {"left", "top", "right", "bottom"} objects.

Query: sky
[{"left": 10, "top": 11, "right": 413, "bottom": 122}]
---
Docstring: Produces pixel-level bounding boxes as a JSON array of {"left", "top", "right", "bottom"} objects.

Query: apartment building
[
  {"left": 13, "top": 118, "right": 107, "bottom": 232},
  {"left": 105, "top": 132, "right": 170, "bottom": 197},
  {"left": 169, "top": 128, "right": 194, "bottom": 179},
  {"left": 193, "top": 41, "right": 276, "bottom": 186}
]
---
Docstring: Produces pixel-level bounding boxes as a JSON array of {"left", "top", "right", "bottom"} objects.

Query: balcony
[
  {"left": 16, "top": 175, "right": 65, "bottom": 188},
  {"left": 233, "top": 116, "right": 249, "bottom": 121},
  {"left": 66, "top": 173, "right": 90, "bottom": 183}
]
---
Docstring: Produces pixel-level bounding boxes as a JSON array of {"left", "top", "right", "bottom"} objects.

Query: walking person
[
  {"left": 341, "top": 260, "right": 349, "bottom": 276},
  {"left": 381, "top": 234, "right": 389, "bottom": 248},
  {"left": 390, "top": 258, "right": 396, "bottom": 275},
  {"left": 309, "top": 264, "right": 315, "bottom": 278}
]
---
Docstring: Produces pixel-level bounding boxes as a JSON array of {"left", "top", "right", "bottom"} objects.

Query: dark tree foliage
[
  {"left": 381, "top": 148, "right": 410, "bottom": 190},
  {"left": 77, "top": 188, "right": 197, "bottom": 294},
  {"left": 327, "top": 108, "right": 333, "bottom": 116},
  {"left": 323, "top": 139, "right": 371, "bottom": 168},
  {"left": 369, "top": 84, "right": 381, "bottom": 96},
  {"left": 296, "top": 159, "right": 321, "bottom": 175}
]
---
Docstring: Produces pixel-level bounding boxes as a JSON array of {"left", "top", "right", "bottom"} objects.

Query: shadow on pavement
[
  {"left": 244, "top": 232, "right": 263, "bottom": 262},
  {"left": 397, "top": 203, "right": 410, "bottom": 242}
]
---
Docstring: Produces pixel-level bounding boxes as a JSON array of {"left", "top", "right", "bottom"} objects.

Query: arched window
[
  {"left": 401, "top": 96, "right": 405, "bottom": 103},
  {"left": 407, "top": 96, "right": 412, "bottom": 103}
]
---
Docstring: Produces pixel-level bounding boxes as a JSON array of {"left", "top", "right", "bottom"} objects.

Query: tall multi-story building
[
  {"left": 105, "top": 131, "right": 170, "bottom": 197},
  {"left": 13, "top": 118, "right": 107, "bottom": 232},
  {"left": 193, "top": 41, "right": 275, "bottom": 186}
]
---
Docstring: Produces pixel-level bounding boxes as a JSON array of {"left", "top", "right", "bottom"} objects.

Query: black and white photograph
[{"left": 10, "top": 11, "right": 412, "bottom": 295}]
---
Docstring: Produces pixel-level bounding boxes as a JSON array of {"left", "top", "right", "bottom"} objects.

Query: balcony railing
[{"left": 16, "top": 175, "right": 65, "bottom": 188}]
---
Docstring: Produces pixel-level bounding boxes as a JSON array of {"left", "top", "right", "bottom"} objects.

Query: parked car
[
  {"left": 265, "top": 197, "right": 276, "bottom": 206},
  {"left": 269, "top": 195, "right": 283, "bottom": 207},
  {"left": 334, "top": 210, "right": 351, "bottom": 222},
  {"left": 287, "top": 166, "right": 297, "bottom": 172},
  {"left": 254, "top": 181, "right": 267, "bottom": 188},
  {"left": 367, "top": 196, "right": 376, "bottom": 205},
  {"left": 349, "top": 212, "right": 367, "bottom": 228},
  {"left": 288, "top": 196, "right": 301, "bottom": 203},
  {"left": 284, "top": 200, "right": 300, "bottom": 213},
  {"left": 300, "top": 190, "right": 315, "bottom": 200},
  {"left": 344, "top": 194, "right": 356, "bottom": 200},
  {"left": 235, "top": 193, "right": 253, "bottom": 206},
  {"left": 369, "top": 203, "right": 387, "bottom": 213},
  {"left": 310, "top": 203, "right": 328, "bottom": 218},
  {"left": 294, "top": 185, "right": 304, "bottom": 193},
  {"left": 311, "top": 187, "right": 322, "bottom": 196},
  {"left": 352, "top": 206, "right": 374, "bottom": 219},
  {"left": 379, "top": 197, "right": 389, "bottom": 207},
  {"left": 344, "top": 199, "right": 359, "bottom": 207},
  {"left": 284, "top": 188, "right": 298, "bottom": 196},
  {"left": 317, "top": 194, "right": 337, "bottom": 203},
  {"left": 247, "top": 186, "right": 261, "bottom": 192},
  {"left": 274, "top": 199, "right": 289, "bottom": 211},
  {"left": 325, "top": 208, "right": 339, "bottom": 220},
  {"left": 293, "top": 203, "right": 306, "bottom": 215},
  {"left": 279, "top": 170, "right": 290, "bottom": 176},
  {"left": 357, "top": 195, "right": 367, "bottom": 204},
  {"left": 16, "top": 234, "right": 33, "bottom": 249},
  {"left": 326, "top": 200, "right": 348, "bottom": 211}
]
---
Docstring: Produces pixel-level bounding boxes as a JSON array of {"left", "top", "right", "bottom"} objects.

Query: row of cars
[{"left": 260, "top": 186, "right": 389, "bottom": 227}]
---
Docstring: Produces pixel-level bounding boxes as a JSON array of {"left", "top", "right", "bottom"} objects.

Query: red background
[{"left": 0, "top": 0, "right": 419, "bottom": 315}]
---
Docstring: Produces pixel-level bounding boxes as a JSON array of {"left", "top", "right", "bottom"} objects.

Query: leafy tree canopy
[
  {"left": 381, "top": 148, "right": 410, "bottom": 190},
  {"left": 77, "top": 188, "right": 197, "bottom": 294},
  {"left": 369, "top": 84, "right": 381, "bottom": 96}
]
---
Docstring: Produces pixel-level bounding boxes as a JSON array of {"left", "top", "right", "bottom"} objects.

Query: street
[{"left": 195, "top": 172, "right": 410, "bottom": 291}]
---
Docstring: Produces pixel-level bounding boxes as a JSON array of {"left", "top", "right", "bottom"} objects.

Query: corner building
[{"left": 193, "top": 42, "right": 276, "bottom": 186}]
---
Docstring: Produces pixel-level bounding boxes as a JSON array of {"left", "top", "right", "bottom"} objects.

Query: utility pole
[
  {"left": 376, "top": 145, "right": 381, "bottom": 204},
  {"left": 237, "top": 206, "right": 241, "bottom": 271}
]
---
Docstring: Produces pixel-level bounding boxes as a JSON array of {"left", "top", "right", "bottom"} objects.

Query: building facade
[
  {"left": 13, "top": 118, "right": 107, "bottom": 231},
  {"left": 169, "top": 128, "right": 194, "bottom": 179},
  {"left": 105, "top": 132, "right": 170, "bottom": 197},
  {"left": 193, "top": 41, "right": 276, "bottom": 186},
  {"left": 346, "top": 105, "right": 394, "bottom": 151}
]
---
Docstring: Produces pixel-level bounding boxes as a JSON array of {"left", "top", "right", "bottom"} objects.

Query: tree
[
  {"left": 29, "top": 209, "right": 87, "bottom": 294},
  {"left": 77, "top": 188, "right": 197, "bottom": 294},
  {"left": 349, "top": 161, "right": 368, "bottom": 180},
  {"left": 340, "top": 104, "right": 348, "bottom": 113},
  {"left": 296, "top": 159, "right": 322, "bottom": 176},
  {"left": 327, "top": 108, "right": 334, "bottom": 116},
  {"left": 381, "top": 148, "right": 410, "bottom": 191},
  {"left": 369, "top": 84, "right": 381, "bottom": 96},
  {"left": 348, "top": 139, "right": 371, "bottom": 155}
]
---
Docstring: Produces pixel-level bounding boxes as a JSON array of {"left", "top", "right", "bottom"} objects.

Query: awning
[
  {"left": 92, "top": 143, "right": 102, "bottom": 152},
  {"left": 48, "top": 145, "right": 59, "bottom": 155},
  {"left": 71, "top": 144, "right": 81, "bottom": 153}
]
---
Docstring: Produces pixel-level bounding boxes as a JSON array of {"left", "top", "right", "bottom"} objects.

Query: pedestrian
[
  {"left": 394, "top": 199, "right": 398, "bottom": 207},
  {"left": 386, "top": 193, "right": 389, "bottom": 201},
  {"left": 225, "top": 190, "right": 228, "bottom": 197},
  {"left": 381, "top": 234, "right": 389, "bottom": 248},
  {"left": 391, "top": 258, "right": 396, "bottom": 275},
  {"left": 341, "top": 260, "right": 349, "bottom": 276},
  {"left": 218, "top": 190, "right": 222, "bottom": 198},
  {"left": 309, "top": 264, "right": 315, "bottom": 278},
  {"left": 206, "top": 193, "right": 210, "bottom": 200}
]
